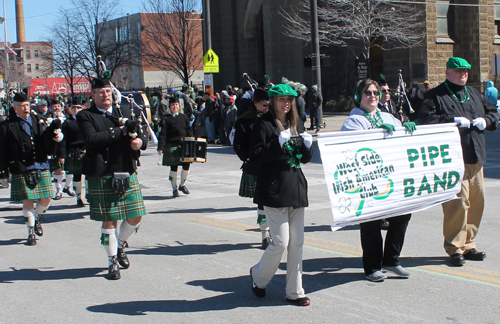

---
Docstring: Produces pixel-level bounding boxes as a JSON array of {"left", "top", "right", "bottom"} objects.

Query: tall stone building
[{"left": 208, "top": 0, "right": 500, "bottom": 101}]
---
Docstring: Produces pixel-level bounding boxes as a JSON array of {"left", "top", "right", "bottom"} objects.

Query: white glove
[
  {"left": 54, "top": 129, "right": 64, "bottom": 142},
  {"left": 454, "top": 117, "right": 470, "bottom": 128},
  {"left": 300, "top": 132, "right": 313, "bottom": 149},
  {"left": 472, "top": 117, "right": 487, "bottom": 130},
  {"left": 278, "top": 129, "right": 291, "bottom": 147}
]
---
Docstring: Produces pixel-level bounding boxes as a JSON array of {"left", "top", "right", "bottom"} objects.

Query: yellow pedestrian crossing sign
[{"left": 203, "top": 49, "right": 219, "bottom": 73}]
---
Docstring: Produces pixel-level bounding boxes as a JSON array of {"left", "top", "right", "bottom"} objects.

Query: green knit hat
[
  {"left": 268, "top": 84, "right": 298, "bottom": 98},
  {"left": 446, "top": 57, "right": 471, "bottom": 69}
]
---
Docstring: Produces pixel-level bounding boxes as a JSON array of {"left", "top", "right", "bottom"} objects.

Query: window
[
  {"left": 26, "top": 50, "right": 30, "bottom": 59},
  {"left": 34, "top": 50, "right": 38, "bottom": 57},
  {"left": 495, "top": 0, "right": 500, "bottom": 43},
  {"left": 35, "top": 64, "right": 39, "bottom": 70},
  {"left": 436, "top": 1, "right": 455, "bottom": 43},
  {"left": 27, "top": 64, "right": 31, "bottom": 72}
]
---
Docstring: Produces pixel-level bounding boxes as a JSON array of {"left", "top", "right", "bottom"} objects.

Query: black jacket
[
  {"left": 76, "top": 104, "right": 148, "bottom": 176},
  {"left": 0, "top": 112, "right": 58, "bottom": 174},
  {"left": 233, "top": 111, "right": 260, "bottom": 175},
  {"left": 250, "top": 111, "right": 313, "bottom": 208},
  {"left": 60, "top": 115, "right": 85, "bottom": 158},
  {"left": 157, "top": 113, "right": 193, "bottom": 148},
  {"left": 419, "top": 81, "right": 498, "bottom": 164}
]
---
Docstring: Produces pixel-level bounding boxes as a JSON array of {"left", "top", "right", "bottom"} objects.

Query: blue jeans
[{"left": 206, "top": 117, "right": 215, "bottom": 142}]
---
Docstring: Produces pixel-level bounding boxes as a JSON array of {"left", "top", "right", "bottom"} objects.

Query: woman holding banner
[
  {"left": 341, "top": 79, "right": 415, "bottom": 282},
  {"left": 249, "top": 84, "right": 313, "bottom": 306}
]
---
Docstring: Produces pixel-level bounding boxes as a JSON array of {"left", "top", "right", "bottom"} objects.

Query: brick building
[
  {"left": 99, "top": 13, "right": 204, "bottom": 91},
  {"left": 208, "top": 0, "right": 500, "bottom": 101}
]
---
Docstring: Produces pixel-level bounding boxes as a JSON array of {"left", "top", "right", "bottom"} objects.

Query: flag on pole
[{"left": 4, "top": 46, "right": 17, "bottom": 56}]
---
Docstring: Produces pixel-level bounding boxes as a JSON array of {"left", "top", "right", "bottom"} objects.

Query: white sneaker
[
  {"left": 382, "top": 265, "right": 411, "bottom": 278},
  {"left": 366, "top": 270, "right": 387, "bottom": 282}
]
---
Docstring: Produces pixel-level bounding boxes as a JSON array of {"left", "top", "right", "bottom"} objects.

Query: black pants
[{"left": 359, "top": 214, "right": 411, "bottom": 275}]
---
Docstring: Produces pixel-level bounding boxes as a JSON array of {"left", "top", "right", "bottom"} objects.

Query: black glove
[{"left": 50, "top": 118, "right": 62, "bottom": 129}]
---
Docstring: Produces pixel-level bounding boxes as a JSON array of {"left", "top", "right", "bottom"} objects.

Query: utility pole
[
  {"left": 2, "top": 0, "right": 8, "bottom": 96},
  {"left": 310, "top": 0, "right": 323, "bottom": 126},
  {"left": 202, "top": 0, "right": 213, "bottom": 92}
]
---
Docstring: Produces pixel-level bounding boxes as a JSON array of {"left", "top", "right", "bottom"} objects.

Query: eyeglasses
[
  {"left": 381, "top": 89, "right": 391, "bottom": 94},
  {"left": 363, "top": 90, "right": 380, "bottom": 96}
]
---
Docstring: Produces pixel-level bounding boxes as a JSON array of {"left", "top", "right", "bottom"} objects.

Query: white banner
[{"left": 317, "top": 123, "right": 464, "bottom": 231}]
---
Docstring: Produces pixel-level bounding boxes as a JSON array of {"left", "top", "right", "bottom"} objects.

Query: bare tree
[
  {"left": 281, "top": 0, "right": 425, "bottom": 60},
  {"left": 142, "top": 0, "right": 203, "bottom": 85},
  {"left": 70, "top": 0, "right": 136, "bottom": 80},
  {"left": 0, "top": 54, "right": 31, "bottom": 97},
  {"left": 41, "top": 11, "right": 85, "bottom": 98}
]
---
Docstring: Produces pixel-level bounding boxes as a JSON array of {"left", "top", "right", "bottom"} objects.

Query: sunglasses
[
  {"left": 363, "top": 90, "right": 380, "bottom": 96},
  {"left": 261, "top": 103, "right": 269, "bottom": 107},
  {"left": 381, "top": 89, "right": 391, "bottom": 94}
]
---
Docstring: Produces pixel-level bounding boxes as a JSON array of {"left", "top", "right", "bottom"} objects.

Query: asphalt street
[{"left": 1, "top": 114, "right": 499, "bottom": 323}]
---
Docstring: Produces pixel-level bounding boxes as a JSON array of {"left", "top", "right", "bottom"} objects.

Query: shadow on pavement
[
  {"left": 128, "top": 242, "right": 254, "bottom": 256},
  {"left": 86, "top": 257, "right": 363, "bottom": 315},
  {"left": 148, "top": 206, "right": 254, "bottom": 214},
  {"left": 0, "top": 267, "right": 104, "bottom": 283}
]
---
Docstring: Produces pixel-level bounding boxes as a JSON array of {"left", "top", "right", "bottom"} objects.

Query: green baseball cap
[
  {"left": 268, "top": 84, "right": 298, "bottom": 98},
  {"left": 446, "top": 57, "right": 471, "bottom": 69}
]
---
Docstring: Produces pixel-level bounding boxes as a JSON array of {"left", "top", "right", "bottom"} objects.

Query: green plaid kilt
[
  {"left": 162, "top": 143, "right": 181, "bottom": 166},
  {"left": 87, "top": 173, "right": 147, "bottom": 222},
  {"left": 64, "top": 155, "right": 84, "bottom": 175},
  {"left": 11, "top": 170, "right": 54, "bottom": 201},
  {"left": 239, "top": 171, "right": 257, "bottom": 198}
]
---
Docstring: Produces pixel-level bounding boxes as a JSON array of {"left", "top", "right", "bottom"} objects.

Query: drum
[{"left": 180, "top": 137, "right": 207, "bottom": 163}]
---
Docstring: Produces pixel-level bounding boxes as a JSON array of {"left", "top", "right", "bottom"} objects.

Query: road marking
[{"left": 185, "top": 215, "right": 500, "bottom": 287}]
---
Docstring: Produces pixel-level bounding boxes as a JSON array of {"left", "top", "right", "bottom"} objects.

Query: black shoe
[
  {"left": 26, "top": 229, "right": 37, "bottom": 246},
  {"left": 77, "top": 199, "right": 85, "bottom": 207},
  {"left": 117, "top": 246, "right": 130, "bottom": 269},
  {"left": 380, "top": 219, "right": 389, "bottom": 230},
  {"left": 178, "top": 185, "right": 190, "bottom": 195},
  {"left": 250, "top": 268, "right": 265, "bottom": 298},
  {"left": 463, "top": 249, "right": 486, "bottom": 261},
  {"left": 106, "top": 257, "right": 121, "bottom": 280},
  {"left": 172, "top": 189, "right": 180, "bottom": 198},
  {"left": 63, "top": 186, "right": 76, "bottom": 197},
  {"left": 286, "top": 296, "right": 311, "bottom": 306},
  {"left": 34, "top": 217, "right": 43, "bottom": 237},
  {"left": 53, "top": 192, "right": 62, "bottom": 200},
  {"left": 261, "top": 237, "right": 271, "bottom": 250},
  {"left": 450, "top": 253, "right": 465, "bottom": 267}
]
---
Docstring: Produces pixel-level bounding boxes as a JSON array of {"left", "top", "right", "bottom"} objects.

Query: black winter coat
[
  {"left": 250, "top": 111, "right": 313, "bottom": 208},
  {"left": 233, "top": 111, "right": 260, "bottom": 175},
  {"left": 419, "top": 81, "right": 498, "bottom": 164},
  {"left": 60, "top": 115, "right": 85, "bottom": 158},
  {"left": 0, "top": 113, "right": 58, "bottom": 174},
  {"left": 157, "top": 113, "right": 193, "bottom": 148},
  {"left": 76, "top": 104, "right": 148, "bottom": 176}
]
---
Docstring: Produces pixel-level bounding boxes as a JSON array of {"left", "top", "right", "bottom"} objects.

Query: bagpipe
[
  {"left": 395, "top": 69, "right": 415, "bottom": 115},
  {"left": 96, "top": 56, "right": 158, "bottom": 144}
]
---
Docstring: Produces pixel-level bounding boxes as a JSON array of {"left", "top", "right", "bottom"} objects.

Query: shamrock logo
[{"left": 339, "top": 197, "right": 351, "bottom": 214}]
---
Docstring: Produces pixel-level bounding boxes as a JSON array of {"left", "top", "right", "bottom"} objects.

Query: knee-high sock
[
  {"left": 65, "top": 174, "right": 74, "bottom": 189},
  {"left": 23, "top": 209, "right": 35, "bottom": 228},
  {"left": 169, "top": 171, "right": 178, "bottom": 190},
  {"left": 74, "top": 181, "right": 82, "bottom": 199},
  {"left": 257, "top": 208, "right": 269, "bottom": 231},
  {"left": 35, "top": 202, "right": 50, "bottom": 220},
  {"left": 53, "top": 173, "right": 64, "bottom": 193},
  {"left": 101, "top": 228, "right": 118, "bottom": 265},
  {"left": 180, "top": 169, "right": 189, "bottom": 186},
  {"left": 117, "top": 221, "right": 140, "bottom": 248}
]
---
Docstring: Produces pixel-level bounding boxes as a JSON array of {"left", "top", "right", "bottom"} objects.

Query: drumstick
[{"left": 290, "top": 134, "right": 319, "bottom": 139}]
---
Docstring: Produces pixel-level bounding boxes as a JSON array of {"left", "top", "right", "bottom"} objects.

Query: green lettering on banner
[
  {"left": 433, "top": 172, "right": 448, "bottom": 192},
  {"left": 441, "top": 145, "right": 452, "bottom": 163},
  {"left": 428, "top": 146, "right": 439, "bottom": 166},
  {"left": 417, "top": 175, "right": 432, "bottom": 196},
  {"left": 447, "top": 171, "right": 460, "bottom": 189},
  {"left": 407, "top": 148, "right": 419, "bottom": 168},
  {"left": 403, "top": 178, "right": 415, "bottom": 197}
]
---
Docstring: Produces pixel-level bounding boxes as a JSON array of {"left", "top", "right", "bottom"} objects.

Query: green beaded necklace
[
  {"left": 444, "top": 80, "right": 470, "bottom": 103},
  {"left": 363, "top": 109, "right": 384, "bottom": 128}
]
